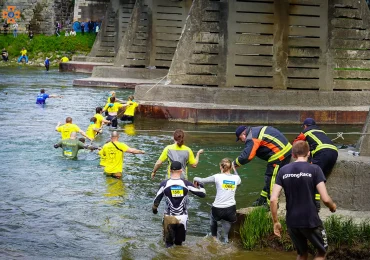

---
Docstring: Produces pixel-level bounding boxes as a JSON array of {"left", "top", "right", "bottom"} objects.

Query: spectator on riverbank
[
  {"left": 2, "top": 48, "right": 9, "bottom": 62},
  {"left": 81, "top": 21, "right": 85, "bottom": 35},
  {"left": 13, "top": 22, "right": 18, "bottom": 38},
  {"left": 29, "top": 31, "right": 34, "bottom": 41},
  {"left": 65, "top": 30, "right": 69, "bottom": 37},
  {"left": 3, "top": 20, "right": 9, "bottom": 36},
  {"left": 17, "top": 47, "right": 28, "bottom": 63},
  {"left": 95, "top": 24, "right": 99, "bottom": 35},
  {"left": 70, "top": 29, "right": 76, "bottom": 36},
  {"left": 88, "top": 20, "right": 94, "bottom": 33}
]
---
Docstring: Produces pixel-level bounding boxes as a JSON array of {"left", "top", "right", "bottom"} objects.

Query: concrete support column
[
  {"left": 358, "top": 108, "right": 370, "bottom": 156},
  {"left": 272, "top": 0, "right": 289, "bottom": 90}
]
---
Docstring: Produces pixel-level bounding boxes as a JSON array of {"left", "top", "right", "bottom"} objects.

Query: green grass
[
  {"left": 240, "top": 207, "right": 370, "bottom": 252},
  {"left": 0, "top": 33, "right": 96, "bottom": 59}
]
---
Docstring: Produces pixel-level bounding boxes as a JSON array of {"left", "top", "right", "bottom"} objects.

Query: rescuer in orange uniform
[
  {"left": 293, "top": 118, "right": 338, "bottom": 211},
  {"left": 233, "top": 125, "right": 292, "bottom": 206}
]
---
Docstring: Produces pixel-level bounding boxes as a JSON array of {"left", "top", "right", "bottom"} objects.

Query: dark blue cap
[
  {"left": 303, "top": 118, "right": 316, "bottom": 126},
  {"left": 170, "top": 161, "right": 182, "bottom": 171},
  {"left": 235, "top": 125, "right": 248, "bottom": 142}
]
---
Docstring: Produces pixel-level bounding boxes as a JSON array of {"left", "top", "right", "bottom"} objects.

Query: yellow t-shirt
[
  {"left": 124, "top": 101, "right": 138, "bottom": 116},
  {"left": 99, "top": 141, "right": 129, "bottom": 174},
  {"left": 61, "top": 57, "right": 69, "bottom": 62},
  {"left": 94, "top": 113, "right": 105, "bottom": 128},
  {"left": 20, "top": 49, "right": 27, "bottom": 56},
  {"left": 103, "top": 102, "right": 123, "bottom": 114},
  {"left": 158, "top": 143, "right": 196, "bottom": 179},
  {"left": 57, "top": 123, "right": 80, "bottom": 140},
  {"left": 86, "top": 123, "right": 99, "bottom": 140}
]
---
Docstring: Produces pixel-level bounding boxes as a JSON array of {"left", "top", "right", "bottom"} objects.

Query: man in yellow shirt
[
  {"left": 56, "top": 117, "right": 92, "bottom": 141},
  {"left": 103, "top": 97, "right": 124, "bottom": 128},
  {"left": 17, "top": 47, "right": 28, "bottom": 63},
  {"left": 121, "top": 95, "right": 139, "bottom": 123},
  {"left": 94, "top": 107, "right": 110, "bottom": 129},
  {"left": 60, "top": 56, "right": 69, "bottom": 62},
  {"left": 99, "top": 131, "right": 145, "bottom": 178},
  {"left": 86, "top": 117, "right": 102, "bottom": 140}
]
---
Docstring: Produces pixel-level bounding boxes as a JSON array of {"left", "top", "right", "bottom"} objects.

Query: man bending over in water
[{"left": 54, "top": 132, "right": 100, "bottom": 160}]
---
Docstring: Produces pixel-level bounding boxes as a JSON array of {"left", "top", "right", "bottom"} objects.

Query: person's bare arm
[
  {"left": 55, "top": 122, "right": 61, "bottom": 131},
  {"left": 49, "top": 94, "right": 62, "bottom": 98},
  {"left": 126, "top": 147, "right": 145, "bottom": 154},
  {"left": 316, "top": 182, "right": 336, "bottom": 212},
  {"left": 151, "top": 160, "right": 163, "bottom": 179},
  {"left": 191, "top": 149, "right": 204, "bottom": 168},
  {"left": 78, "top": 129, "right": 92, "bottom": 141},
  {"left": 270, "top": 184, "right": 283, "bottom": 238}
]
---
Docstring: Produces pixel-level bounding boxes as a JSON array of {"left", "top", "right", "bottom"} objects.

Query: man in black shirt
[
  {"left": 2, "top": 48, "right": 8, "bottom": 61},
  {"left": 270, "top": 141, "right": 336, "bottom": 260}
]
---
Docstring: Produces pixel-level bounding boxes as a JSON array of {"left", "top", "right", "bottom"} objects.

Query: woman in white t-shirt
[{"left": 193, "top": 158, "right": 241, "bottom": 243}]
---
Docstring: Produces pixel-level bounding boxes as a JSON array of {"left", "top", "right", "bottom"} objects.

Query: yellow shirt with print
[
  {"left": 99, "top": 141, "right": 129, "bottom": 174},
  {"left": 103, "top": 102, "right": 123, "bottom": 114},
  {"left": 57, "top": 123, "right": 80, "bottom": 140},
  {"left": 86, "top": 123, "right": 99, "bottom": 140},
  {"left": 94, "top": 113, "right": 105, "bottom": 128},
  {"left": 124, "top": 101, "right": 138, "bottom": 117},
  {"left": 158, "top": 143, "right": 196, "bottom": 179},
  {"left": 20, "top": 49, "right": 27, "bottom": 56}
]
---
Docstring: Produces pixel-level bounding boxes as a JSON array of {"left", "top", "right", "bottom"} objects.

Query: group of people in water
[{"left": 41, "top": 88, "right": 338, "bottom": 259}]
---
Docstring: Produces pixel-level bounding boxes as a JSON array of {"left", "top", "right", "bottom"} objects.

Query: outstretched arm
[
  {"left": 127, "top": 147, "right": 145, "bottom": 154},
  {"left": 78, "top": 129, "right": 92, "bottom": 141},
  {"left": 55, "top": 122, "right": 61, "bottom": 131}
]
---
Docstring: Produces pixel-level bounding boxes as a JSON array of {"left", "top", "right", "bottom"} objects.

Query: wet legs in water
[{"left": 211, "top": 217, "right": 231, "bottom": 243}]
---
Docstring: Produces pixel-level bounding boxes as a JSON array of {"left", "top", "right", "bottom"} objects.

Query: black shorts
[
  {"left": 288, "top": 225, "right": 328, "bottom": 255},
  {"left": 312, "top": 149, "right": 338, "bottom": 177},
  {"left": 211, "top": 205, "right": 237, "bottom": 223}
]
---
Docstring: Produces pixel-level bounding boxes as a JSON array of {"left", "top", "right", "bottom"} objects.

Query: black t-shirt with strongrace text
[{"left": 275, "top": 161, "right": 326, "bottom": 229}]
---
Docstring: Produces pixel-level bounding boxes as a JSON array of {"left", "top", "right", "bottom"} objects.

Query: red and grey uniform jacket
[
  {"left": 293, "top": 125, "right": 337, "bottom": 156},
  {"left": 234, "top": 126, "right": 292, "bottom": 166}
]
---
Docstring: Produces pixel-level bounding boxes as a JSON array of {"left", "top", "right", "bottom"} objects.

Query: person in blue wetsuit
[{"left": 36, "top": 89, "right": 62, "bottom": 104}]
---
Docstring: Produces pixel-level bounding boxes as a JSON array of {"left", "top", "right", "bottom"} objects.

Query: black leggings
[
  {"left": 106, "top": 115, "right": 118, "bottom": 128},
  {"left": 210, "top": 205, "right": 236, "bottom": 238}
]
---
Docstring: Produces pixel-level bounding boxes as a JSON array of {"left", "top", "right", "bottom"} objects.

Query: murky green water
[{"left": 0, "top": 67, "right": 362, "bottom": 259}]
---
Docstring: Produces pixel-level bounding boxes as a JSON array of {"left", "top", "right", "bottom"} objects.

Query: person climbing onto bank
[
  {"left": 270, "top": 141, "right": 336, "bottom": 260},
  {"left": 54, "top": 132, "right": 100, "bottom": 160},
  {"left": 293, "top": 118, "right": 338, "bottom": 211},
  {"left": 106, "top": 91, "right": 124, "bottom": 104},
  {"left": 2, "top": 48, "right": 9, "bottom": 62},
  {"left": 193, "top": 158, "right": 241, "bottom": 243},
  {"left": 98, "top": 131, "right": 145, "bottom": 179},
  {"left": 103, "top": 97, "right": 124, "bottom": 129},
  {"left": 151, "top": 129, "right": 204, "bottom": 180},
  {"left": 56, "top": 117, "right": 91, "bottom": 141},
  {"left": 86, "top": 117, "right": 102, "bottom": 141},
  {"left": 17, "top": 47, "right": 28, "bottom": 63},
  {"left": 152, "top": 161, "right": 206, "bottom": 248},
  {"left": 233, "top": 125, "right": 292, "bottom": 206},
  {"left": 120, "top": 95, "right": 138, "bottom": 122},
  {"left": 36, "top": 88, "right": 62, "bottom": 104}
]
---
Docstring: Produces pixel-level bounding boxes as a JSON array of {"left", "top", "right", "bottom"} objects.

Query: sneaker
[{"left": 252, "top": 196, "right": 267, "bottom": 206}]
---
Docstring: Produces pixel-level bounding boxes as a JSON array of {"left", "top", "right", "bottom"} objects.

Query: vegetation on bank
[
  {"left": 240, "top": 207, "right": 370, "bottom": 259},
  {"left": 0, "top": 33, "right": 95, "bottom": 64}
]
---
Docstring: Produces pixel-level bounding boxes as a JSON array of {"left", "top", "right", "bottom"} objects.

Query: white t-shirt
[{"left": 194, "top": 173, "right": 241, "bottom": 208}]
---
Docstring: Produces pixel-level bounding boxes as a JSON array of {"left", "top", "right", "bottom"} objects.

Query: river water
[{"left": 0, "top": 67, "right": 362, "bottom": 260}]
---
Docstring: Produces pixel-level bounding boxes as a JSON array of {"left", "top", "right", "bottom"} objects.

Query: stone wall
[
  {"left": 1, "top": 0, "right": 74, "bottom": 34},
  {"left": 73, "top": 0, "right": 110, "bottom": 22}
]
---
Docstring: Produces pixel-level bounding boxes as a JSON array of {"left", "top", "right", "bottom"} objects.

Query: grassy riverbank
[
  {"left": 240, "top": 207, "right": 370, "bottom": 260},
  {"left": 0, "top": 33, "right": 95, "bottom": 65}
]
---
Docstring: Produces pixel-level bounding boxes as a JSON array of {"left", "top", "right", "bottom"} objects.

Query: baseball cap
[
  {"left": 303, "top": 118, "right": 316, "bottom": 126},
  {"left": 170, "top": 161, "right": 182, "bottom": 171},
  {"left": 235, "top": 125, "right": 248, "bottom": 142}
]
